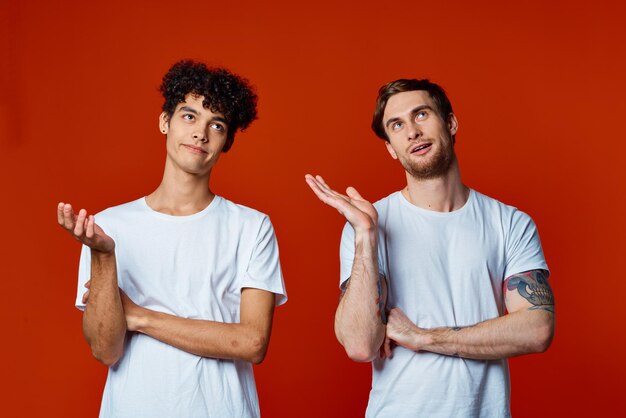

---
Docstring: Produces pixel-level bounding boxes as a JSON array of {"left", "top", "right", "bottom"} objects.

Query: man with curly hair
[
  {"left": 57, "top": 60, "right": 287, "bottom": 417},
  {"left": 306, "top": 79, "right": 554, "bottom": 417}
]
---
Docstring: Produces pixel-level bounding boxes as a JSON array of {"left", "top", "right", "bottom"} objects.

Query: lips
[
  {"left": 182, "top": 144, "right": 208, "bottom": 154},
  {"left": 410, "top": 143, "right": 432, "bottom": 154}
]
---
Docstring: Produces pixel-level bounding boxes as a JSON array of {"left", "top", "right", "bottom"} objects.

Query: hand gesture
[
  {"left": 305, "top": 174, "right": 378, "bottom": 233},
  {"left": 81, "top": 280, "right": 91, "bottom": 305},
  {"left": 57, "top": 202, "right": 115, "bottom": 253},
  {"left": 386, "top": 307, "right": 423, "bottom": 352}
]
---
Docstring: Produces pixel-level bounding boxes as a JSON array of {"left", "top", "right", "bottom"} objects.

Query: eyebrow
[
  {"left": 210, "top": 116, "right": 227, "bottom": 124},
  {"left": 385, "top": 105, "right": 434, "bottom": 129},
  {"left": 179, "top": 106, "right": 199, "bottom": 115}
]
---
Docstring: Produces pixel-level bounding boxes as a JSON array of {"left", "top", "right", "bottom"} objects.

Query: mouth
[
  {"left": 410, "top": 143, "right": 432, "bottom": 154},
  {"left": 182, "top": 144, "right": 208, "bottom": 154}
]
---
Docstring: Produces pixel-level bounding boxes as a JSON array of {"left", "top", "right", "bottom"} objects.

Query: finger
[
  {"left": 86, "top": 215, "right": 95, "bottom": 239},
  {"left": 305, "top": 175, "right": 325, "bottom": 196},
  {"left": 314, "top": 175, "right": 337, "bottom": 195},
  {"left": 306, "top": 176, "right": 342, "bottom": 206},
  {"left": 84, "top": 280, "right": 91, "bottom": 289},
  {"left": 311, "top": 175, "right": 350, "bottom": 201},
  {"left": 82, "top": 289, "right": 90, "bottom": 304},
  {"left": 57, "top": 202, "right": 65, "bottom": 225},
  {"left": 62, "top": 204, "right": 76, "bottom": 230},
  {"left": 346, "top": 186, "right": 364, "bottom": 201},
  {"left": 74, "top": 209, "right": 87, "bottom": 236},
  {"left": 384, "top": 337, "right": 393, "bottom": 359}
]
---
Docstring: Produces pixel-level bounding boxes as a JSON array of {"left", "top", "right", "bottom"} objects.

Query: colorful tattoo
[{"left": 505, "top": 270, "right": 555, "bottom": 313}]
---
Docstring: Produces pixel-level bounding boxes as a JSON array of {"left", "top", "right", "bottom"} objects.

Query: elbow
[
  {"left": 85, "top": 335, "right": 124, "bottom": 367},
  {"left": 91, "top": 347, "right": 123, "bottom": 367},
  {"left": 340, "top": 338, "right": 378, "bottom": 362},
  {"left": 529, "top": 316, "right": 555, "bottom": 354},
  {"left": 345, "top": 347, "right": 377, "bottom": 363},
  {"left": 336, "top": 328, "right": 379, "bottom": 362},
  {"left": 532, "top": 324, "right": 554, "bottom": 353},
  {"left": 246, "top": 335, "right": 269, "bottom": 365}
]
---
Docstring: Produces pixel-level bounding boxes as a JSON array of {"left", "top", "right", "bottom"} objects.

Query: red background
[{"left": 1, "top": 0, "right": 624, "bottom": 416}]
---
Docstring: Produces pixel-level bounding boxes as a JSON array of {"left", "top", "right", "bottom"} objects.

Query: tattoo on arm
[
  {"left": 451, "top": 325, "right": 471, "bottom": 331},
  {"left": 377, "top": 275, "right": 387, "bottom": 324},
  {"left": 505, "top": 270, "right": 555, "bottom": 313},
  {"left": 339, "top": 275, "right": 387, "bottom": 324}
]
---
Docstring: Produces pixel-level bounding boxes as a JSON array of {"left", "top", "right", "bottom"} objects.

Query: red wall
[{"left": 1, "top": 0, "right": 624, "bottom": 416}]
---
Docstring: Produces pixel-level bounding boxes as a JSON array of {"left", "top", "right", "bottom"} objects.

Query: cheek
[{"left": 385, "top": 142, "right": 399, "bottom": 159}]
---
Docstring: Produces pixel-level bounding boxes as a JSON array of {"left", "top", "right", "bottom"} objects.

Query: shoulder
[
  {"left": 214, "top": 196, "right": 273, "bottom": 234},
  {"left": 470, "top": 189, "right": 536, "bottom": 231},
  {"left": 372, "top": 191, "right": 401, "bottom": 212},
  {"left": 216, "top": 196, "right": 269, "bottom": 221},
  {"left": 94, "top": 198, "right": 145, "bottom": 222}
]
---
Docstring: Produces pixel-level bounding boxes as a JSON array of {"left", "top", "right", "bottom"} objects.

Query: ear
[
  {"left": 447, "top": 113, "right": 458, "bottom": 136},
  {"left": 159, "top": 112, "right": 169, "bottom": 134},
  {"left": 385, "top": 141, "right": 398, "bottom": 160}
]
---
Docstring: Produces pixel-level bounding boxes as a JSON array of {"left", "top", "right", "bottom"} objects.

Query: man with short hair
[
  {"left": 306, "top": 79, "right": 554, "bottom": 417},
  {"left": 58, "top": 60, "right": 287, "bottom": 417}
]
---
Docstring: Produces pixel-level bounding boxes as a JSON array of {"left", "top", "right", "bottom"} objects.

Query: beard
[{"left": 398, "top": 138, "right": 456, "bottom": 180}]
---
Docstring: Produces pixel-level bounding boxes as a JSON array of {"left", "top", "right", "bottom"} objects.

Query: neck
[
  {"left": 402, "top": 160, "right": 469, "bottom": 212},
  {"left": 146, "top": 161, "right": 214, "bottom": 216}
]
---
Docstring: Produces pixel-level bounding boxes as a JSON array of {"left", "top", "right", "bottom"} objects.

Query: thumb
[{"left": 346, "top": 186, "right": 364, "bottom": 201}]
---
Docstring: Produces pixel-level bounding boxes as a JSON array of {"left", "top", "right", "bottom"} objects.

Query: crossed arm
[
  {"left": 304, "top": 176, "right": 555, "bottom": 362},
  {"left": 385, "top": 270, "right": 554, "bottom": 360},
  {"left": 58, "top": 203, "right": 275, "bottom": 367}
]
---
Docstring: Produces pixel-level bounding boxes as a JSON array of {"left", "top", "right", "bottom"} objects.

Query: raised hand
[
  {"left": 305, "top": 174, "right": 378, "bottom": 233},
  {"left": 57, "top": 202, "right": 115, "bottom": 253}
]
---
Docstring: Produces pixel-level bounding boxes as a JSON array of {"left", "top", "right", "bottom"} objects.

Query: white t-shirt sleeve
[
  {"left": 504, "top": 210, "right": 549, "bottom": 279},
  {"left": 241, "top": 216, "right": 287, "bottom": 306},
  {"left": 339, "top": 222, "right": 357, "bottom": 289},
  {"left": 75, "top": 244, "right": 91, "bottom": 311}
]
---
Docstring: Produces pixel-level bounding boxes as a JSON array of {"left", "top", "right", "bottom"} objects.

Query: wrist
[
  {"left": 354, "top": 227, "right": 378, "bottom": 248},
  {"left": 412, "top": 328, "right": 435, "bottom": 352},
  {"left": 132, "top": 307, "right": 154, "bottom": 333},
  {"left": 90, "top": 248, "right": 116, "bottom": 258}
]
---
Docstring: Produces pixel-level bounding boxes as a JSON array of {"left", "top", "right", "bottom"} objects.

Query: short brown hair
[{"left": 371, "top": 79, "right": 453, "bottom": 141}]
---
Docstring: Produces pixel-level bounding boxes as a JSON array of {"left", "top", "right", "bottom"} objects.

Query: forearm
[
  {"left": 133, "top": 311, "right": 269, "bottom": 364},
  {"left": 82, "top": 251, "right": 126, "bottom": 366},
  {"left": 335, "top": 228, "right": 386, "bottom": 362},
  {"left": 410, "top": 309, "right": 554, "bottom": 360}
]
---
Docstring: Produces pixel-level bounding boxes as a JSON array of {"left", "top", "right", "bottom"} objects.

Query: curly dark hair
[{"left": 160, "top": 60, "right": 258, "bottom": 152}]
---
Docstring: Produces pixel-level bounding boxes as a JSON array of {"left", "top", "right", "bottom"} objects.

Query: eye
[
  {"left": 210, "top": 123, "right": 225, "bottom": 132},
  {"left": 391, "top": 121, "right": 403, "bottom": 131},
  {"left": 182, "top": 113, "right": 195, "bottom": 121},
  {"left": 416, "top": 111, "right": 428, "bottom": 120}
]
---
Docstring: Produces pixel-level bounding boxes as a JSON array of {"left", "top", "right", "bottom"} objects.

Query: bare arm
[
  {"left": 385, "top": 270, "right": 554, "bottom": 360},
  {"left": 58, "top": 203, "right": 126, "bottom": 366},
  {"left": 120, "top": 288, "right": 275, "bottom": 364},
  {"left": 305, "top": 174, "right": 386, "bottom": 362}
]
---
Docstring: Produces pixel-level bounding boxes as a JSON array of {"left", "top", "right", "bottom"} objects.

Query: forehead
[
  {"left": 176, "top": 94, "right": 225, "bottom": 119},
  {"left": 383, "top": 90, "right": 435, "bottom": 121}
]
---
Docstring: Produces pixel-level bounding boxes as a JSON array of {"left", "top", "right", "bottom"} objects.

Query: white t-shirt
[
  {"left": 76, "top": 196, "right": 287, "bottom": 418},
  {"left": 340, "top": 189, "right": 548, "bottom": 418}
]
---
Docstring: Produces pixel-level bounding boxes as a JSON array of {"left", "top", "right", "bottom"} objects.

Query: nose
[
  {"left": 193, "top": 130, "right": 208, "bottom": 143},
  {"left": 407, "top": 122, "right": 421, "bottom": 140}
]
